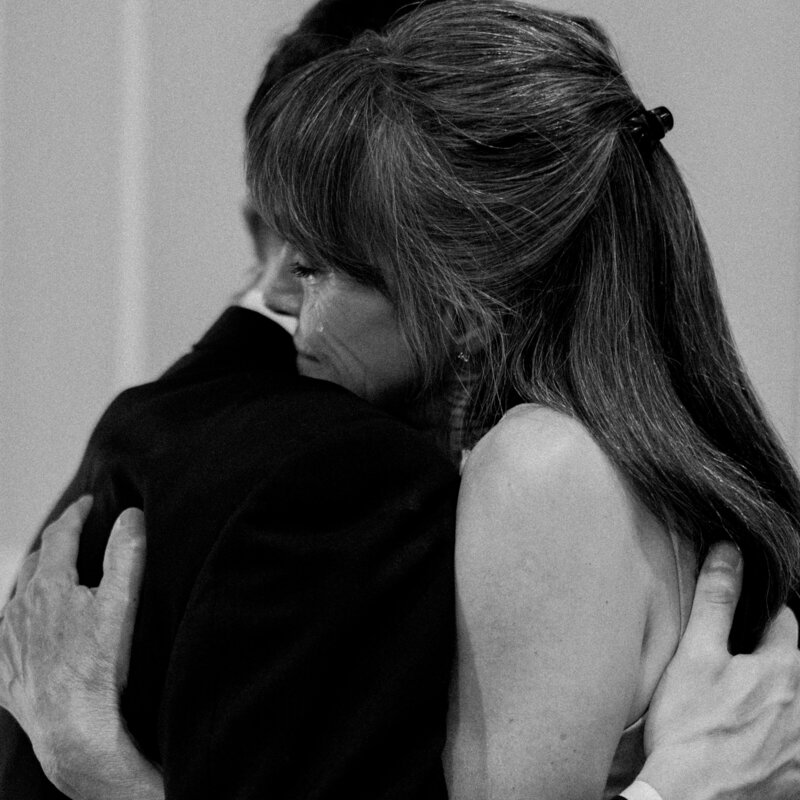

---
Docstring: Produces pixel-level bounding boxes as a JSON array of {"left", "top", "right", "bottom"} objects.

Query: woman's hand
[
  {"left": 0, "top": 498, "right": 164, "bottom": 800},
  {"left": 641, "top": 542, "right": 800, "bottom": 800}
]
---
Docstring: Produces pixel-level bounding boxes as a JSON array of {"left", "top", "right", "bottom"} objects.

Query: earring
[{"left": 457, "top": 351, "right": 471, "bottom": 363}]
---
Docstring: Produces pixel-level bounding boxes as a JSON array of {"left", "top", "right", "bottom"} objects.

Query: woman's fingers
[
  {"left": 36, "top": 496, "right": 94, "bottom": 581},
  {"left": 679, "top": 540, "right": 742, "bottom": 659},
  {"left": 97, "top": 509, "right": 147, "bottom": 687}
]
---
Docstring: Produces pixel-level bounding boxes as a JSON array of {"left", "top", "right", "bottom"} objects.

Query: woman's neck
[{"left": 397, "top": 369, "right": 490, "bottom": 467}]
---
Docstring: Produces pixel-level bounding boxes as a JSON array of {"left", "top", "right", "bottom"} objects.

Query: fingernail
[
  {"left": 116, "top": 508, "right": 141, "bottom": 530},
  {"left": 707, "top": 541, "right": 742, "bottom": 573},
  {"left": 71, "top": 495, "right": 93, "bottom": 518}
]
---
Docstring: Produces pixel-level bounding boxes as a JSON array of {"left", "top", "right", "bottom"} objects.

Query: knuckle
[
  {"left": 778, "top": 606, "right": 800, "bottom": 637},
  {"left": 698, "top": 582, "right": 738, "bottom": 605},
  {"left": 673, "top": 646, "right": 720, "bottom": 677},
  {"left": 754, "top": 649, "right": 800, "bottom": 691},
  {"left": 781, "top": 651, "right": 800, "bottom": 690},
  {"left": 34, "top": 561, "right": 78, "bottom": 585},
  {"left": 771, "top": 645, "right": 800, "bottom": 672},
  {"left": 23, "top": 574, "right": 52, "bottom": 603}
]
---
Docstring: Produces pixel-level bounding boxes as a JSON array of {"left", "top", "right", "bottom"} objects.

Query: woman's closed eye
[{"left": 290, "top": 262, "right": 326, "bottom": 282}]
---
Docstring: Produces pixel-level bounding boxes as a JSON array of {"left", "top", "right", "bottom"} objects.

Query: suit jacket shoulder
[{"left": 0, "top": 309, "right": 458, "bottom": 800}]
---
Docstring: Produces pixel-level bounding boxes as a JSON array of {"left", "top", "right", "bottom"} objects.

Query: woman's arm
[{"left": 445, "top": 406, "right": 653, "bottom": 798}]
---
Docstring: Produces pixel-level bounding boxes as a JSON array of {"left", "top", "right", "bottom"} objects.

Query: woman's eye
[{"left": 290, "top": 262, "right": 322, "bottom": 281}]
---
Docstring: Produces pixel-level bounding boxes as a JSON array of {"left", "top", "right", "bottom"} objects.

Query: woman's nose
[{"left": 258, "top": 248, "right": 302, "bottom": 317}]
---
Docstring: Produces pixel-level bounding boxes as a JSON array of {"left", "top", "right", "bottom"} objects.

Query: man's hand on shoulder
[
  {"left": 0, "top": 499, "right": 163, "bottom": 800},
  {"left": 641, "top": 542, "right": 800, "bottom": 800}
]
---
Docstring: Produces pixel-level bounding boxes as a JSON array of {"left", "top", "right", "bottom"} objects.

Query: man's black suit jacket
[{"left": 0, "top": 307, "right": 459, "bottom": 799}]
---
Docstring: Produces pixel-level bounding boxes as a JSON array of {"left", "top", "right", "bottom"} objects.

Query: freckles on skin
[{"left": 294, "top": 271, "right": 418, "bottom": 406}]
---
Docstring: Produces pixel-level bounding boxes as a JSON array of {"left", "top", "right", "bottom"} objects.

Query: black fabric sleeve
[{"left": 155, "top": 420, "right": 458, "bottom": 800}]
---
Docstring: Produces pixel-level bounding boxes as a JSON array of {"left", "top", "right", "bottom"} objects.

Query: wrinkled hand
[
  {"left": 641, "top": 542, "right": 800, "bottom": 800},
  {"left": 0, "top": 498, "right": 162, "bottom": 800}
]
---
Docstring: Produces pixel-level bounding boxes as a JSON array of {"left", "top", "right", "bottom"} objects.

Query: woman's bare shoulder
[
  {"left": 457, "top": 403, "right": 646, "bottom": 601},
  {"left": 451, "top": 405, "right": 656, "bottom": 794},
  {"left": 457, "top": 403, "right": 690, "bottom": 722},
  {"left": 462, "top": 403, "right": 628, "bottom": 520}
]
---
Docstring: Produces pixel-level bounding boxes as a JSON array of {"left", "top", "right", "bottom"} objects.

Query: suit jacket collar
[{"left": 161, "top": 306, "right": 297, "bottom": 380}]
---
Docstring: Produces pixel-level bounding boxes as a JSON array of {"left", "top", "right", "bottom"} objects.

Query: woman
[
  {"left": 3, "top": 1, "right": 800, "bottom": 797},
  {"left": 244, "top": 5, "right": 800, "bottom": 795}
]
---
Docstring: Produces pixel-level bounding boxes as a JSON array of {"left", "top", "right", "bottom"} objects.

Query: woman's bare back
[{"left": 445, "top": 404, "right": 697, "bottom": 799}]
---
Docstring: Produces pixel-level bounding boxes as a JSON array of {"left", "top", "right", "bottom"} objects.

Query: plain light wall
[
  {"left": 1, "top": 1, "right": 799, "bottom": 600},
  {"left": 0, "top": 0, "right": 302, "bottom": 597}
]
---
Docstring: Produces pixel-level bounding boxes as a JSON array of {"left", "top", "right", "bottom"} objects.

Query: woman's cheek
[{"left": 296, "top": 287, "right": 328, "bottom": 347}]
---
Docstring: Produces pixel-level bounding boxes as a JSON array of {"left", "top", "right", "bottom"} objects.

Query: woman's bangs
[{"left": 249, "top": 57, "right": 385, "bottom": 286}]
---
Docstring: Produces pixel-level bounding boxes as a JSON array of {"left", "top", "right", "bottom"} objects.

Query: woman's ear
[{"left": 451, "top": 321, "right": 489, "bottom": 366}]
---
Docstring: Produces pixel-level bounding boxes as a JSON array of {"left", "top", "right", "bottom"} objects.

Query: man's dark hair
[{"left": 245, "top": 0, "right": 439, "bottom": 128}]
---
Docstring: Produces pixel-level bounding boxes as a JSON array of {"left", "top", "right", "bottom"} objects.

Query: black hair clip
[{"left": 626, "top": 106, "right": 674, "bottom": 153}]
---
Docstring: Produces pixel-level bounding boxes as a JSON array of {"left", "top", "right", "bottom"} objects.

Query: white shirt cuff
[{"left": 619, "top": 779, "right": 664, "bottom": 800}]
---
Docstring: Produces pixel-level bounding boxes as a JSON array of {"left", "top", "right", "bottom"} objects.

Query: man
[
  {"left": 0, "top": 304, "right": 459, "bottom": 799},
  {"left": 0, "top": 3, "right": 458, "bottom": 798}
]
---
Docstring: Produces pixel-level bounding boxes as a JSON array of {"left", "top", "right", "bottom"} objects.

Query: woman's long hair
[{"left": 246, "top": 0, "right": 800, "bottom": 651}]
